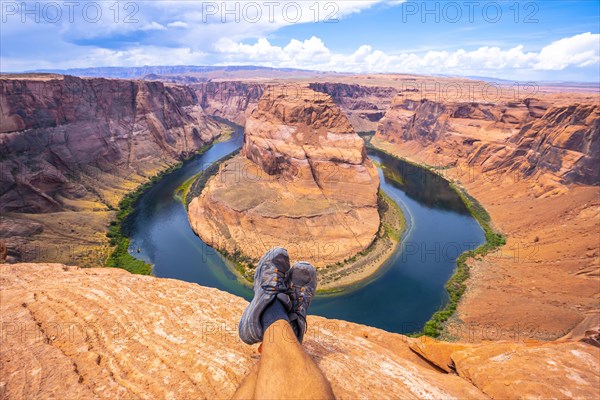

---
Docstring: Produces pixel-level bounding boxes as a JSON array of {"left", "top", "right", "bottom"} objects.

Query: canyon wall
[
  {"left": 0, "top": 74, "right": 222, "bottom": 213},
  {"left": 192, "top": 81, "right": 397, "bottom": 131},
  {"left": 373, "top": 93, "right": 600, "bottom": 342},
  {"left": 194, "top": 81, "right": 265, "bottom": 126},
  {"left": 502, "top": 104, "right": 599, "bottom": 185},
  {"left": 309, "top": 82, "right": 397, "bottom": 132},
  {"left": 2, "top": 263, "right": 598, "bottom": 400},
  {"left": 0, "top": 75, "right": 222, "bottom": 263},
  {"left": 188, "top": 87, "right": 380, "bottom": 267},
  {"left": 376, "top": 96, "right": 599, "bottom": 185}
]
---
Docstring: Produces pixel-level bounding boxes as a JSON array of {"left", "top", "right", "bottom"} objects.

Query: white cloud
[
  {"left": 0, "top": 0, "right": 387, "bottom": 57},
  {"left": 215, "top": 36, "right": 331, "bottom": 66},
  {"left": 2, "top": 29, "right": 597, "bottom": 81},
  {"left": 167, "top": 21, "right": 188, "bottom": 29},
  {"left": 534, "top": 32, "right": 600, "bottom": 70},
  {"left": 140, "top": 22, "right": 167, "bottom": 31},
  {"left": 210, "top": 33, "right": 599, "bottom": 77},
  {"left": 0, "top": 0, "right": 597, "bottom": 81}
]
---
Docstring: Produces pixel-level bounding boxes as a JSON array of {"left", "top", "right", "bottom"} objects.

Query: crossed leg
[{"left": 232, "top": 320, "right": 335, "bottom": 400}]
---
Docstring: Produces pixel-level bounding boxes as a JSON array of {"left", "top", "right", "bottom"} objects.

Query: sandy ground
[
  {"left": 371, "top": 136, "right": 600, "bottom": 342},
  {"left": 318, "top": 191, "right": 405, "bottom": 292},
  {"left": 3, "top": 211, "right": 113, "bottom": 268}
]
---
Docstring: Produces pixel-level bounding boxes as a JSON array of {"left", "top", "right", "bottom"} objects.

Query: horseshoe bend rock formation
[
  {"left": 2, "top": 263, "right": 599, "bottom": 400},
  {"left": 188, "top": 88, "right": 380, "bottom": 266}
]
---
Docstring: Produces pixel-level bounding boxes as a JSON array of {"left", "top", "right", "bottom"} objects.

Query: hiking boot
[
  {"left": 238, "top": 247, "right": 292, "bottom": 345},
  {"left": 288, "top": 261, "right": 317, "bottom": 343}
]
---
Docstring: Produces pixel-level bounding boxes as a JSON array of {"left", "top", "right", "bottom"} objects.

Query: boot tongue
[{"left": 276, "top": 293, "right": 293, "bottom": 312}]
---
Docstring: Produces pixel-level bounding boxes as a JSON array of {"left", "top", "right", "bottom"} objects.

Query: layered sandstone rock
[
  {"left": 0, "top": 74, "right": 222, "bottom": 264},
  {"left": 2, "top": 263, "right": 598, "bottom": 400},
  {"left": 408, "top": 336, "right": 600, "bottom": 398},
  {"left": 189, "top": 87, "right": 380, "bottom": 266},
  {"left": 376, "top": 95, "right": 599, "bottom": 185},
  {"left": 308, "top": 82, "right": 397, "bottom": 131},
  {"left": 194, "top": 81, "right": 264, "bottom": 126},
  {"left": 504, "top": 104, "right": 599, "bottom": 185},
  {"left": 194, "top": 81, "right": 397, "bottom": 131},
  {"left": 0, "top": 75, "right": 221, "bottom": 213},
  {"left": 372, "top": 92, "right": 600, "bottom": 342}
]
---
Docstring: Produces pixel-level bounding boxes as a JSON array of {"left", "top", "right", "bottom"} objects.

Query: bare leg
[
  {"left": 232, "top": 361, "right": 260, "bottom": 400},
  {"left": 253, "top": 320, "right": 335, "bottom": 400},
  {"left": 235, "top": 250, "right": 329, "bottom": 399}
]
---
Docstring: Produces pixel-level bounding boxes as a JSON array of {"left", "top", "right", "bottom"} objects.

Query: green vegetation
[
  {"left": 173, "top": 148, "right": 255, "bottom": 283},
  {"left": 379, "top": 190, "right": 405, "bottom": 242},
  {"left": 216, "top": 126, "right": 235, "bottom": 142},
  {"left": 328, "top": 190, "right": 403, "bottom": 269},
  {"left": 220, "top": 249, "right": 256, "bottom": 283},
  {"left": 181, "top": 150, "right": 240, "bottom": 208},
  {"left": 176, "top": 173, "right": 198, "bottom": 205},
  {"left": 366, "top": 143, "right": 506, "bottom": 338},
  {"left": 380, "top": 164, "right": 405, "bottom": 186},
  {"left": 105, "top": 144, "right": 213, "bottom": 275},
  {"left": 421, "top": 183, "right": 505, "bottom": 338},
  {"left": 105, "top": 188, "right": 152, "bottom": 275}
]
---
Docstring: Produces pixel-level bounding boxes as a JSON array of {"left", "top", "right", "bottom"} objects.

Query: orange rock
[
  {"left": 3, "top": 263, "right": 599, "bottom": 399},
  {"left": 451, "top": 341, "right": 600, "bottom": 399},
  {"left": 189, "top": 87, "right": 380, "bottom": 266},
  {"left": 409, "top": 336, "right": 471, "bottom": 373},
  {"left": 0, "top": 263, "right": 487, "bottom": 399}
]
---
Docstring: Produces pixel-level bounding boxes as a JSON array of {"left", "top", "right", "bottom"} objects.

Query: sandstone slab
[{"left": 1, "top": 263, "right": 487, "bottom": 400}]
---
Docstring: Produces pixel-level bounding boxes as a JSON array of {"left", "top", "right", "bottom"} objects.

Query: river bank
[
  {"left": 180, "top": 149, "right": 406, "bottom": 293},
  {"left": 364, "top": 135, "right": 505, "bottom": 337},
  {"left": 105, "top": 143, "right": 215, "bottom": 274},
  {"left": 370, "top": 134, "right": 599, "bottom": 341},
  {"left": 104, "top": 125, "right": 235, "bottom": 275},
  {"left": 316, "top": 190, "right": 405, "bottom": 293}
]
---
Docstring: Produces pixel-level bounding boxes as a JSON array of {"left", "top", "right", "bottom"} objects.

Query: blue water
[{"left": 128, "top": 127, "right": 485, "bottom": 334}]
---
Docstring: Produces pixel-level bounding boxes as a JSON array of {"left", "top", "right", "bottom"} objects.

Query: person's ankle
[{"left": 260, "top": 298, "right": 289, "bottom": 334}]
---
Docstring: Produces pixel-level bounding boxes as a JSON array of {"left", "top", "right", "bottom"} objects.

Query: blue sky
[{"left": 1, "top": 0, "right": 599, "bottom": 81}]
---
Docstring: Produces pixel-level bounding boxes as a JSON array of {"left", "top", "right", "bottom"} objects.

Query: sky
[{"left": 1, "top": 0, "right": 599, "bottom": 81}]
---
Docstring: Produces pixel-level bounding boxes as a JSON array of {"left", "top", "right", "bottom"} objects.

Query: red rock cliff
[
  {"left": 376, "top": 94, "right": 599, "bottom": 185},
  {"left": 0, "top": 74, "right": 222, "bottom": 264},
  {"left": 0, "top": 75, "right": 221, "bottom": 213}
]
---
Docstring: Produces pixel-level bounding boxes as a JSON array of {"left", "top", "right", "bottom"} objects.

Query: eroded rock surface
[
  {"left": 194, "top": 81, "right": 264, "bottom": 126},
  {"left": 373, "top": 93, "right": 600, "bottom": 341},
  {"left": 189, "top": 87, "right": 380, "bottom": 266},
  {"left": 0, "top": 75, "right": 221, "bottom": 214},
  {"left": 308, "top": 82, "right": 397, "bottom": 131},
  {"left": 2, "top": 263, "right": 598, "bottom": 400},
  {"left": 0, "top": 75, "right": 222, "bottom": 265},
  {"left": 376, "top": 96, "right": 599, "bottom": 185}
]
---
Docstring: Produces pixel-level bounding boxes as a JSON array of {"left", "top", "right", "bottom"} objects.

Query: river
[{"left": 127, "top": 127, "right": 484, "bottom": 334}]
